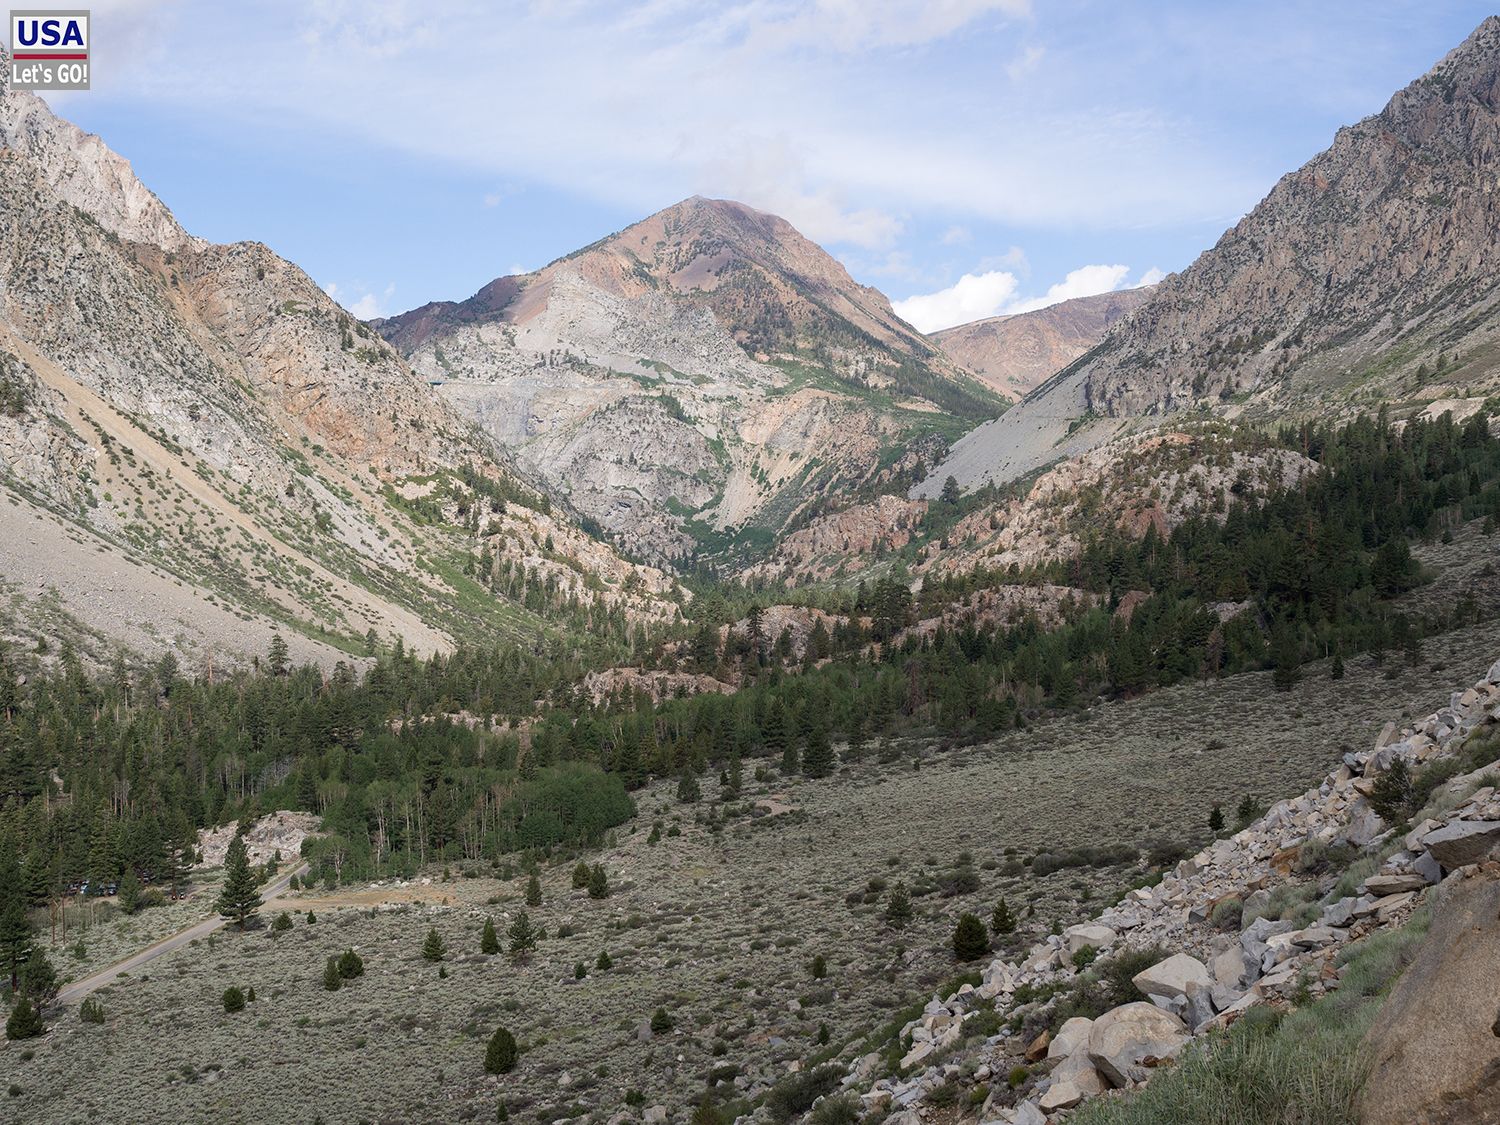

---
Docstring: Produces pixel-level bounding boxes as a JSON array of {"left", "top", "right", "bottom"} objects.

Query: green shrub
[
  {"left": 1210, "top": 897, "right": 1243, "bottom": 931},
  {"left": 650, "top": 1007, "right": 673, "bottom": 1034},
  {"left": 807, "top": 1094, "right": 860, "bottom": 1124},
  {"left": 6, "top": 997, "right": 44, "bottom": 1040},
  {"left": 485, "top": 1026, "right": 518, "bottom": 1074},
  {"left": 222, "top": 987, "right": 246, "bottom": 1013},
  {"left": 79, "top": 998, "right": 105, "bottom": 1025},
  {"left": 765, "top": 1064, "right": 843, "bottom": 1120},
  {"left": 337, "top": 949, "right": 364, "bottom": 979},
  {"left": 952, "top": 913, "right": 989, "bottom": 961}
]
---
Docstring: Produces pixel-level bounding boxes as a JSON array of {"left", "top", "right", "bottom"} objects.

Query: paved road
[{"left": 55, "top": 863, "right": 309, "bottom": 1005}]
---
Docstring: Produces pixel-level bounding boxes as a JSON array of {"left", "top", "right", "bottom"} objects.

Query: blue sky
[{"left": 35, "top": 1, "right": 1498, "bottom": 329}]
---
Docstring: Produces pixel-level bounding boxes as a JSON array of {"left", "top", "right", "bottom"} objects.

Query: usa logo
[{"left": 9, "top": 9, "right": 90, "bottom": 90}]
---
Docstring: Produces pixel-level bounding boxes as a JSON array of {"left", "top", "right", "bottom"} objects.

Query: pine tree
[
  {"left": 118, "top": 869, "right": 142, "bottom": 914},
  {"left": 272, "top": 912, "right": 293, "bottom": 933},
  {"left": 485, "top": 1026, "right": 518, "bottom": 1074},
  {"left": 780, "top": 739, "right": 799, "bottom": 776},
  {"left": 810, "top": 953, "right": 827, "bottom": 979},
  {"left": 268, "top": 631, "right": 290, "bottom": 676},
  {"left": 676, "top": 770, "right": 701, "bottom": 804},
  {"left": 846, "top": 711, "right": 867, "bottom": 761},
  {"left": 216, "top": 835, "right": 262, "bottom": 929},
  {"left": 650, "top": 1007, "right": 673, "bottom": 1034},
  {"left": 222, "top": 986, "right": 246, "bottom": 1012},
  {"left": 323, "top": 956, "right": 342, "bottom": 991},
  {"left": 574, "top": 961, "right": 587, "bottom": 979},
  {"left": 587, "top": 864, "right": 609, "bottom": 900},
  {"left": 571, "top": 861, "right": 590, "bottom": 889},
  {"left": 952, "top": 913, "right": 989, "bottom": 962},
  {"left": 1330, "top": 650, "right": 1345, "bottom": 680},
  {"left": 508, "top": 911, "right": 538, "bottom": 962},
  {"left": 525, "top": 874, "right": 542, "bottom": 907},
  {"left": 480, "top": 917, "right": 500, "bottom": 955},
  {"left": 337, "top": 948, "right": 364, "bottom": 979},
  {"left": 422, "top": 927, "right": 446, "bottom": 962},
  {"left": 18, "top": 947, "right": 56, "bottom": 1003},
  {"left": 1208, "top": 803, "right": 1225, "bottom": 836},
  {"left": 802, "top": 717, "right": 834, "bottom": 778},
  {"left": 990, "top": 897, "right": 1016, "bottom": 936},
  {"left": 0, "top": 854, "right": 33, "bottom": 992},
  {"left": 596, "top": 949, "right": 612, "bottom": 971},
  {"left": 885, "top": 882, "right": 913, "bottom": 930}
]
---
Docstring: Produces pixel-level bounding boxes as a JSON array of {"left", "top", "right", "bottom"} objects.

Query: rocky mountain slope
[
  {"left": 377, "top": 197, "right": 1001, "bottom": 566},
  {"left": 843, "top": 654, "right": 1500, "bottom": 1123},
  {"left": 0, "top": 54, "right": 678, "bottom": 667},
  {"left": 931, "top": 288, "right": 1152, "bottom": 400},
  {"left": 750, "top": 425, "right": 1311, "bottom": 588},
  {"left": 921, "top": 16, "right": 1500, "bottom": 497}
]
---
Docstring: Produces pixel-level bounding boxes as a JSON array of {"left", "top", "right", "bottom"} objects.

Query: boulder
[
  {"left": 1063, "top": 923, "right": 1117, "bottom": 955},
  {"left": 1039, "top": 1078, "right": 1089, "bottom": 1112},
  {"left": 1343, "top": 803, "right": 1387, "bottom": 848},
  {"left": 642, "top": 1108, "right": 667, "bottom": 1125},
  {"left": 1132, "top": 953, "right": 1211, "bottom": 1002},
  {"left": 1320, "top": 897, "right": 1358, "bottom": 927},
  {"left": 1412, "top": 850, "right": 1442, "bottom": 885},
  {"left": 1363, "top": 872, "right": 1428, "bottom": 896},
  {"left": 1024, "top": 1028, "right": 1050, "bottom": 1063},
  {"left": 1047, "top": 1016, "right": 1093, "bottom": 1061},
  {"left": 1375, "top": 891, "right": 1418, "bottom": 923},
  {"left": 899, "top": 1040, "right": 934, "bottom": 1069},
  {"left": 1087, "top": 1002, "right": 1189, "bottom": 1087},
  {"left": 1211, "top": 945, "right": 1247, "bottom": 989},
  {"left": 1423, "top": 820, "right": 1500, "bottom": 868},
  {"left": 1012, "top": 1102, "right": 1047, "bottom": 1125}
]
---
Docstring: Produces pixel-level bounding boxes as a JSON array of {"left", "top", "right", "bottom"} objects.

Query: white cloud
[
  {"left": 1133, "top": 266, "right": 1166, "bottom": 287},
  {"left": 741, "top": 0, "right": 1031, "bottom": 53},
  {"left": 940, "top": 225, "right": 971, "bottom": 245},
  {"left": 1006, "top": 44, "right": 1045, "bottom": 81},
  {"left": 892, "top": 270, "right": 1021, "bottom": 333},
  {"left": 895, "top": 260, "right": 1142, "bottom": 331},
  {"left": 701, "top": 138, "right": 903, "bottom": 248},
  {"left": 86, "top": 1, "right": 1267, "bottom": 250},
  {"left": 482, "top": 192, "right": 503, "bottom": 208},
  {"left": 324, "top": 280, "right": 396, "bottom": 320},
  {"left": 1005, "top": 263, "right": 1129, "bottom": 314}
]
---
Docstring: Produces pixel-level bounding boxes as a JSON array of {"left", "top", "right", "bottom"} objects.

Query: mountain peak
[{"left": 0, "top": 44, "right": 191, "bottom": 252}]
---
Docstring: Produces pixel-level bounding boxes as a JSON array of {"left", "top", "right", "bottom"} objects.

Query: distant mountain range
[{"left": 930, "top": 287, "right": 1152, "bottom": 400}]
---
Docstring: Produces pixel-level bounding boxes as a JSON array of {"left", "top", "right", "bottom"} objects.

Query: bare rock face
[
  {"left": 931, "top": 287, "right": 1151, "bottom": 399},
  {"left": 1360, "top": 874, "right": 1500, "bottom": 1125},
  {"left": 378, "top": 196, "right": 998, "bottom": 566},
  {"left": 1078, "top": 16, "right": 1500, "bottom": 420}
]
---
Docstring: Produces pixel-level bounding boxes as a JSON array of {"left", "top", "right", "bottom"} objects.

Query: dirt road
[{"left": 55, "top": 863, "right": 309, "bottom": 1005}]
